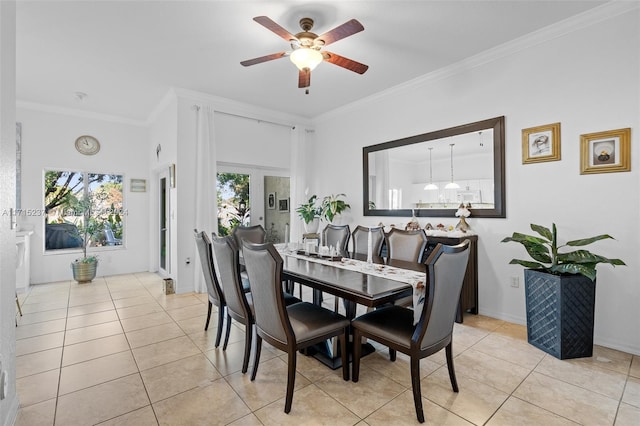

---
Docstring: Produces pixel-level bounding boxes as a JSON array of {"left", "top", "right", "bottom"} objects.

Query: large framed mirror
[{"left": 363, "top": 116, "right": 505, "bottom": 218}]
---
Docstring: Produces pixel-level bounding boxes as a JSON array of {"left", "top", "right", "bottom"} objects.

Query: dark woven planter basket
[{"left": 524, "top": 269, "right": 595, "bottom": 360}]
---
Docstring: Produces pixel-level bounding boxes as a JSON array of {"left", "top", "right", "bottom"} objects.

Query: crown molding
[
  {"left": 314, "top": 1, "right": 639, "bottom": 124},
  {"left": 16, "top": 100, "right": 147, "bottom": 126}
]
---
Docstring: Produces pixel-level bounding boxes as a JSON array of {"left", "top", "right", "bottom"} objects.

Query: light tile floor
[{"left": 13, "top": 272, "right": 640, "bottom": 425}]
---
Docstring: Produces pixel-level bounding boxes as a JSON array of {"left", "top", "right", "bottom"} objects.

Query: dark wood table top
[{"left": 280, "top": 251, "right": 423, "bottom": 308}]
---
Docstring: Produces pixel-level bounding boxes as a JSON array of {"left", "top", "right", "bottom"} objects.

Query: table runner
[{"left": 275, "top": 244, "right": 425, "bottom": 324}]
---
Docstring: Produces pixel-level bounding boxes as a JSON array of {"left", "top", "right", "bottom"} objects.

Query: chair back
[
  {"left": 232, "top": 225, "right": 266, "bottom": 250},
  {"left": 210, "top": 235, "right": 251, "bottom": 320},
  {"left": 322, "top": 224, "right": 350, "bottom": 252},
  {"left": 351, "top": 225, "right": 384, "bottom": 255},
  {"left": 242, "top": 242, "right": 292, "bottom": 346},
  {"left": 385, "top": 228, "right": 428, "bottom": 263},
  {"left": 415, "top": 240, "right": 470, "bottom": 350},
  {"left": 194, "top": 229, "right": 225, "bottom": 305}
]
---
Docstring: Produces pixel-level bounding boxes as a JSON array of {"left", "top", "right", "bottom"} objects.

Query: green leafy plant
[
  {"left": 501, "top": 223, "right": 625, "bottom": 281},
  {"left": 321, "top": 193, "right": 350, "bottom": 223},
  {"left": 71, "top": 194, "right": 104, "bottom": 263},
  {"left": 295, "top": 195, "right": 322, "bottom": 224}
]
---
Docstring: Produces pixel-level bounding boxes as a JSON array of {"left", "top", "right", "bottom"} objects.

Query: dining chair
[
  {"left": 194, "top": 229, "right": 226, "bottom": 348},
  {"left": 318, "top": 224, "right": 351, "bottom": 308},
  {"left": 210, "top": 235, "right": 255, "bottom": 373},
  {"left": 231, "top": 224, "right": 267, "bottom": 287},
  {"left": 321, "top": 224, "right": 350, "bottom": 252},
  {"left": 351, "top": 239, "right": 471, "bottom": 423},
  {"left": 232, "top": 224, "right": 266, "bottom": 248},
  {"left": 242, "top": 241, "right": 350, "bottom": 414},
  {"left": 351, "top": 225, "right": 384, "bottom": 256},
  {"left": 385, "top": 228, "right": 428, "bottom": 309},
  {"left": 385, "top": 227, "right": 428, "bottom": 263}
]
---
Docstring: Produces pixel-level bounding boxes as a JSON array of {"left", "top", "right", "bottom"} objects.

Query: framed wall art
[
  {"left": 580, "top": 128, "right": 631, "bottom": 174},
  {"left": 278, "top": 198, "right": 289, "bottom": 212},
  {"left": 267, "top": 192, "right": 276, "bottom": 209},
  {"left": 522, "top": 122, "right": 561, "bottom": 164}
]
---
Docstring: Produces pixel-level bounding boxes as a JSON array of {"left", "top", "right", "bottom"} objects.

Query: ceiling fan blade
[
  {"left": 298, "top": 69, "right": 311, "bottom": 88},
  {"left": 240, "top": 52, "right": 287, "bottom": 67},
  {"left": 322, "top": 52, "right": 369, "bottom": 74},
  {"left": 253, "top": 16, "right": 297, "bottom": 42},
  {"left": 316, "top": 19, "right": 364, "bottom": 46}
]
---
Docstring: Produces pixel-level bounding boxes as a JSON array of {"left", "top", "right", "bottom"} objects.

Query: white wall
[
  {"left": 147, "top": 94, "right": 178, "bottom": 276},
  {"left": 0, "top": 1, "right": 19, "bottom": 424},
  {"left": 310, "top": 8, "right": 640, "bottom": 354},
  {"left": 17, "top": 108, "right": 151, "bottom": 283}
]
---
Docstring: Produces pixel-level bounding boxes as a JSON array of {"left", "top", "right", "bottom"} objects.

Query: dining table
[{"left": 275, "top": 243, "right": 427, "bottom": 369}]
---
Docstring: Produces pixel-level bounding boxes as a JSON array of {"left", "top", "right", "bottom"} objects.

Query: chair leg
[
  {"left": 214, "top": 305, "right": 225, "bottom": 348},
  {"left": 410, "top": 356, "right": 425, "bottom": 423},
  {"left": 445, "top": 342, "right": 459, "bottom": 392},
  {"left": 241, "top": 323, "right": 253, "bottom": 374},
  {"left": 223, "top": 313, "right": 232, "bottom": 350},
  {"left": 389, "top": 348, "right": 397, "bottom": 361},
  {"left": 340, "top": 330, "right": 349, "bottom": 381},
  {"left": 251, "top": 336, "right": 262, "bottom": 381},
  {"left": 284, "top": 350, "right": 297, "bottom": 414},
  {"left": 204, "top": 301, "right": 212, "bottom": 331},
  {"left": 352, "top": 329, "right": 362, "bottom": 382}
]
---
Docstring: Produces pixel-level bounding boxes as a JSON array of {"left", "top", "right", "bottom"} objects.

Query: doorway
[
  {"left": 158, "top": 168, "right": 170, "bottom": 275},
  {"left": 215, "top": 164, "right": 290, "bottom": 240},
  {"left": 216, "top": 171, "right": 251, "bottom": 236}
]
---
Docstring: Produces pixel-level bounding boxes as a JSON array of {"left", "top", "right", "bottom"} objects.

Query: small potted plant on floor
[
  {"left": 320, "top": 193, "right": 350, "bottom": 224},
  {"left": 502, "top": 223, "right": 625, "bottom": 359},
  {"left": 296, "top": 195, "right": 322, "bottom": 234},
  {"left": 70, "top": 194, "right": 104, "bottom": 283}
]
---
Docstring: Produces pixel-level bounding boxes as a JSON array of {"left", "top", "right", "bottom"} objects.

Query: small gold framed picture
[
  {"left": 522, "top": 122, "right": 561, "bottom": 164},
  {"left": 580, "top": 128, "right": 631, "bottom": 174}
]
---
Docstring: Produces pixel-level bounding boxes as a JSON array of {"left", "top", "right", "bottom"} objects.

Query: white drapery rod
[{"left": 192, "top": 105, "right": 295, "bottom": 130}]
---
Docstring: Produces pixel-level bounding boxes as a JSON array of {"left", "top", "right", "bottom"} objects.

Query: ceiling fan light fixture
[{"left": 290, "top": 48, "right": 323, "bottom": 71}]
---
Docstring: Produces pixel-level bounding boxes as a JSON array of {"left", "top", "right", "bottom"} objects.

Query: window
[
  {"left": 44, "top": 170, "right": 124, "bottom": 251},
  {"left": 216, "top": 172, "right": 250, "bottom": 236}
]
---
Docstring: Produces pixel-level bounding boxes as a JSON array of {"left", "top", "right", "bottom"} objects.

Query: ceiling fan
[{"left": 240, "top": 16, "right": 369, "bottom": 93}]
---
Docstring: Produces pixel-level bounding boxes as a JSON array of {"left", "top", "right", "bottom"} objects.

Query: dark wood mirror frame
[{"left": 363, "top": 116, "right": 506, "bottom": 218}]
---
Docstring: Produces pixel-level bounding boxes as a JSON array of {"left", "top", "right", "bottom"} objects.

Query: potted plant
[
  {"left": 295, "top": 195, "right": 322, "bottom": 234},
  {"left": 70, "top": 194, "right": 105, "bottom": 283},
  {"left": 502, "top": 223, "right": 625, "bottom": 359},
  {"left": 321, "top": 193, "right": 350, "bottom": 224}
]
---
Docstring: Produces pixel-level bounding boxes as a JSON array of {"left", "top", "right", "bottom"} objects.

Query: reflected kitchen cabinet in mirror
[{"left": 363, "top": 116, "right": 505, "bottom": 218}]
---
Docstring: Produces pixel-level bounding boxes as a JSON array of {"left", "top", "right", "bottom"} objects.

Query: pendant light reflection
[
  {"left": 424, "top": 147, "right": 438, "bottom": 190},
  {"left": 444, "top": 143, "right": 460, "bottom": 190}
]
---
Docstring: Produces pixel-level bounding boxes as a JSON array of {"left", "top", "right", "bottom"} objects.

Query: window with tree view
[{"left": 44, "top": 170, "right": 124, "bottom": 252}]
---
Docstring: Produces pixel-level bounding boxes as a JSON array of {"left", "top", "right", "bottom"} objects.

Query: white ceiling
[{"left": 16, "top": 1, "right": 607, "bottom": 122}]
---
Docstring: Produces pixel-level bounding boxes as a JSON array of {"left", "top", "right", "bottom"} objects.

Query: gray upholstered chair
[
  {"left": 351, "top": 225, "right": 384, "bottom": 256},
  {"left": 321, "top": 224, "right": 350, "bottom": 253},
  {"left": 318, "top": 224, "right": 351, "bottom": 308},
  {"left": 351, "top": 240, "right": 471, "bottom": 423},
  {"left": 242, "top": 241, "right": 350, "bottom": 414},
  {"left": 210, "top": 235, "right": 254, "bottom": 373},
  {"left": 385, "top": 228, "right": 428, "bottom": 263},
  {"left": 385, "top": 228, "right": 428, "bottom": 309},
  {"left": 231, "top": 224, "right": 266, "bottom": 287},
  {"left": 231, "top": 224, "right": 266, "bottom": 248},
  {"left": 194, "top": 229, "right": 226, "bottom": 347}
]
